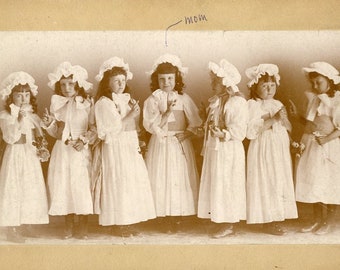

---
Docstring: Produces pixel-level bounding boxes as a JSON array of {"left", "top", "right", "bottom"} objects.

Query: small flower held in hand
[{"left": 32, "top": 136, "right": 50, "bottom": 162}]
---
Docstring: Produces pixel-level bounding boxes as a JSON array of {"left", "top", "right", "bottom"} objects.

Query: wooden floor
[{"left": 1, "top": 204, "right": 340, "bottom": 245}]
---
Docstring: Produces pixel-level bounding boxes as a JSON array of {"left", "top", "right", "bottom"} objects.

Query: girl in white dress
[
  {"left": 0, "top": 72, "right": 49, "bottom": 243},
  {"left": 93, "top": 57, "right": 156, "bottom": 237},
  {"left": 197, "top": 60, "right": 248, "bottom": 238},
  {"left": 42, "top": 62, "right": 96, "bottom": 239},
  {"left": 245, "top": 64, "right": 298, "bottom": 235},
  {"left": 143, "top": 54, "right": 202, "bottom": 232},
  {"left": 294, "top": 62, "right": 340, "bottom": 235}
]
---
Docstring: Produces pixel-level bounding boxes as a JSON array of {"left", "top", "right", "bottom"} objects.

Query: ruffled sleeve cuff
[{"left": 221, "top": 129, "right": 231, "bottom": 142}]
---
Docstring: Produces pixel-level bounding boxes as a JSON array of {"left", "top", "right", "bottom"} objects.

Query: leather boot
[
  {"left": 78, "top": 215, "right": 88, "bottom": 239},
  {"left": 7, "top": 227, "right": 25, "bottom": 243},
  {"left": 64, "top": 214, "right": 74, "bottom": 239}
]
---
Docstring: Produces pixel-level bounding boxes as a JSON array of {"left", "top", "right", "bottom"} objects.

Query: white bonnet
[
  {"left": 209, "top": 59, "right": 241, "bottom": 92},
  {"left": 147, "top": 53, "right": 188, "bottom": 76},
  {"left": 245, "top": 64, "right": 280, "bottom": 88},
  {"left": 95, "top": 57, "right": 133, "bottom": 82},
  {"left": 0, "top": 71, "right": 38, "bottom": 100},
  {"left": 302, "top": 62, "right": 340, "bottom": 84},
  {"left": 48, "top": 62, "right": 93, "bottom": 92}
]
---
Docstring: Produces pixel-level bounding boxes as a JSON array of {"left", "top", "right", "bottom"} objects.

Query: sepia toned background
[
  {"left": 1, "top": 31, "right": 339, "bottom": 140},
  {"left": 1, "top": 0, "right": 340, "bottom": 269}
]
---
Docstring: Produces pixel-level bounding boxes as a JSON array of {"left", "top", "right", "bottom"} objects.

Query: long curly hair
[
  {"left": 54, "top": 75, "right": 88, "bottom": 99},
  {"left": 150, "top": 63, "right": 184, "bottom": 95},
  {"left": 5, "top": 84, "right": 38, "bottom": 113},
  {"left": 308, "top": 72, "right": 337, "bottom": 97},
  {"left": 95, "top": 67, "right": 130, "bottom": 102},
  {"left": 249, "top": 73, "right": 278, "bottom": 100}
]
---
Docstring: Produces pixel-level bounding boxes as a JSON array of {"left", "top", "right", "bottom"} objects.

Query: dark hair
[
  {"left": 95, "top": 67, "right": 130, "bottom": 102},
  {"left": 308, "top": 72, "right": 337, "bottom": 97},
  {"left": 249, "top": 73, "right": 277, "bottom": 99},
  {"left": 5, "top": 84, "right": 37, "bottom": 113},
  {"left": 54, "top": 75, "right": 88, "bottom": 99},
  {"left": 150, "top": 63, "right": 184, "bottom": 95}
]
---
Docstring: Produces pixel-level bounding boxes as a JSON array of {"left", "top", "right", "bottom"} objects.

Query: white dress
[
  {"left": 198, "top": 95, "right": 247, "bottom": 223},
  {"left": 143, "top": 89, "right": 202, "bottom": 216},
  {"left": 246, "top": 98, "right": 297, "bottom": 224},
  {"left": 0, "top": 106, "right": 49, "bottom": 226},
  {"left": 296, "top": 91, "right": 340, "bottom": 204},
  {"left": 94, "top": 94, "right": 156, "bottom": 226},
  {"left": 45, "top": 95, "right": 95, "bottom": 215}
]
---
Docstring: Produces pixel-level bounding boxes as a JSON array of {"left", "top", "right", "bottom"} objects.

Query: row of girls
[{"left": 0, "top": 54, "right": 339, "bottom": 243}]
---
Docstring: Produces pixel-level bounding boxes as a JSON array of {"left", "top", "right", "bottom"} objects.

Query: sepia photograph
[
  {"left": 0, "top": 30, "right": 340, "bottom": 245},
  {"left": 1, "top": 1, "right": 340, "bottom": 269}
]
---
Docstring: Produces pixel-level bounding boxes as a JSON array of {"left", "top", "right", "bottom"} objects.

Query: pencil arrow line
[{"left": 165, "top": 19, "right": 183, "bottom": 47}]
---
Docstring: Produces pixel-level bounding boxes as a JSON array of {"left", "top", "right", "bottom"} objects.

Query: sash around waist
[
  {"left": 167, "top": 110, "right": 187, "bottom": 131},
  {"left": 304, "top": 115, "right": 335, "bottom": 135}
]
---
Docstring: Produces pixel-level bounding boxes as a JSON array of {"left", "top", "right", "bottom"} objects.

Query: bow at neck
[
  {"left": 152, "top": 89, "right": 178, "bottom": 113},
  {"left": 111, "top": 92, "right": 131, "bottom": 105},
  {"left": 50, "top": 95, "right": 90, "bottom": 114},
  {"left": 152, "top": 89, "right": 178, "bottom": 101}
]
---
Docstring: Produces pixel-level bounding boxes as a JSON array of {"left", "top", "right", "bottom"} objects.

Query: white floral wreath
[
  {"left": 245, "top": 64, "right": 281, "bottom": 88},
  {"left": 95, "top": 57, "right": 133, "bottom": 82},
  {"left": 0, "top": 71, "right": 38, "bottom": 100},
  {"left": 48, "top": 62, "right": 93, "bottom": 92}
]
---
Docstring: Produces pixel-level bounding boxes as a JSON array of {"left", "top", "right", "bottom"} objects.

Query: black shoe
[
  {"left": 263, "top": 223, "right": 285, "bottom": 236},
  {"left": 21, "top": 225, "right": 37, "bottom": 238},
  {"left": 120, "top": 226, "right": 133, "bottom": 237},
  {"left": 7, "top": 227, "right": 25, "bottom": 243},
  {"left": 301, "top": 222, "right": 321, "bottom": 233},
  {"left": 63, "top": 228, "right": 73, "bottom": 239},
  {"left": 211, "top": 225, "right": 234, "bottom": 239},
  {"left": 128, "top": 225, "right": 141, "bottom": 236},
  {"left": 78, "top": 215, "right": 88, "bottom": 239},
  {"left": 314, "top": 222, "right": 330, "bottom": 235},
  {"left": 63, "top": 214, "right": 74, "bottom": 239}
]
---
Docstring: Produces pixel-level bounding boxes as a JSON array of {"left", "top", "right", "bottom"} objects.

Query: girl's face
[
  {"left": 109, "top": 74, "right": 126, "bottom": 94},
  {"left": 210, "top": 74, "right": 226, "bottom": 95},
  {"left": 310, "top": 74, "right": 330, "bottom": 94},
  {"left": 255, "top": 79, "right": 277, "bottom": 100},
  {"left": 60, "top": 78, "right": 77, "bottom": 97},
  {"left": 12, "top": 89, "right": 31, "bottom": 107},
  {"left": 158, "top": 73, "right": 176, "bottom": 92}
]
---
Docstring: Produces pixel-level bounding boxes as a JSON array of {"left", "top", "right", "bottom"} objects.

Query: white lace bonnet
[
  {"left": 208, "top": 59, "right": 241, "bottom": 92},
  {"left": 0, "top": 71, "right": 38, "bottom": 100},
  {"left": 302, "top": 62, "right": 340, "bottom": 84},
  {"left": 95, "top": 57, "right": 133, "bottom": 82},
  {"left": 245, "top": 64, "right": 281, "bottom": 88},
  {"left": 48, "top": 62, "right": 93, "bottom": 92},
  {"left": 147, "top": 53, "right": 188, "bottom": 76}
]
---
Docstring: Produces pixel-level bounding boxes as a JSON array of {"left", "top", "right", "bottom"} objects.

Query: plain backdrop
[{"left": 1, "top": 31, "right": 339, "bottom": 139}]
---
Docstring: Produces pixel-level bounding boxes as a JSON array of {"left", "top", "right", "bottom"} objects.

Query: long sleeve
[
  {"left": 182, "top": 93, "right": 202, "bottom": 133},
  {"left": 0, "top": 111, "right": 22, "bottom": 144},
  {"left": 224, "top": 96, "right": 248, "bottom": 141},
  {"left": 42, "top": 120, "right": 59, "bottom": 138},
  {"left": 143, "top": 94, "right": 166, "bottom": 139},
  {"left": 82, "top": 98, "right": 97, "bottom": 145},
  {"left": 94, "top": 97, "right": 123, "bottom": 144},
  {"left": 246, "top": 99, "right": 264, "bottom": 140},
  {"left": 332, "top": 91, "right": 340, "bottom": 130}
]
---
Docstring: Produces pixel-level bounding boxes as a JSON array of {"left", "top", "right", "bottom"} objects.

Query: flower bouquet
[{"left": 32, "top": 136, "right": 50, "bottom": 162}]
